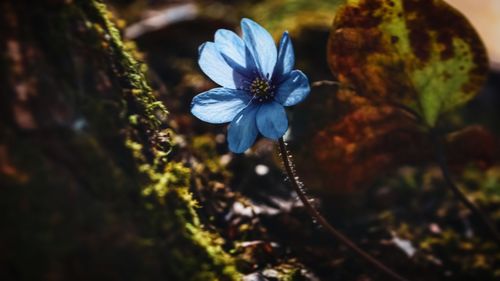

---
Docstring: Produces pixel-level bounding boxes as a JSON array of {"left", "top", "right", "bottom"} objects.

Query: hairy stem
[
  {"left": 432, "top": 133, "right": 500, "bottom": 244},
  {"left": 278, "top": 138, "right": 410, "bottom": 281}
]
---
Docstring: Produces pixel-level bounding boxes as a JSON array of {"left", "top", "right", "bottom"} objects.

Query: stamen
[{"left": 249, "top": 77, "right": 274, "bottom": 103}]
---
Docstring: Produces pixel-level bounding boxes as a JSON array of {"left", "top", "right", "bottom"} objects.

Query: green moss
[
  {"left": 89, "top": 1, "right": 242, "bottom": 279},
  {"left": 86, "top": 0, "right": 167, "bottom": 130},
  {"left": 0, "top": 0, "right": 242, "bottom": 280}
]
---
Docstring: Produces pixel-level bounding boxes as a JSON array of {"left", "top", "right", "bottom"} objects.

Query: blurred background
[
  {"left": 107, "top": 0, "right": 500, "bottom": 280},
  {"left": 1, "top": 0, "right": 499, "bottom": 280}
]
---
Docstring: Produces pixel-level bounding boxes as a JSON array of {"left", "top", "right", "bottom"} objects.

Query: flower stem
[
  {"left": 432, "top": 133, "right": 500, "bottom": 245},
  {"left": 277, "top": 138, "right": 410, "bottom": 281}
]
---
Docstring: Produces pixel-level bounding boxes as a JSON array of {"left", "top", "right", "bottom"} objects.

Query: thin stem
[
  {"left": 387, "top": 101, "right": 422, "bottom": 123},
  {"left": 278, "top": 138, "right": 410, "bottom": 281},
  {"left": 432, "top": 133, "right": 500, "bottom": 244}
]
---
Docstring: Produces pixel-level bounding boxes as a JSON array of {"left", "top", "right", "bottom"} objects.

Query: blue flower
[{"left": 191, "top": 18, "right": 310, "bottom": 153}]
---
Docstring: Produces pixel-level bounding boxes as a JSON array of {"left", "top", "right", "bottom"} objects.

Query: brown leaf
[
  {"left": 296, "top": 99, "right": 497, "bottom": 192},
  {"left": 305, "top": 103, "right": 425, "bottom": 192},
  {"left": 327, "top": 0, "right": 489, "bottom": 126}
]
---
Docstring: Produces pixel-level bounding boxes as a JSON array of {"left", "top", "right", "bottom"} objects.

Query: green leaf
[
  {"left": 248, "top": 0, "right": 345, "bottom": 35},
  {"left": 327, "top": 0, "right": 489, "bottom": 127}
]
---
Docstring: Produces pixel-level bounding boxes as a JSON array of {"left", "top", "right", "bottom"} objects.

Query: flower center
[{"left": 249, "top": 77, "right": 274, "bottom": 102}]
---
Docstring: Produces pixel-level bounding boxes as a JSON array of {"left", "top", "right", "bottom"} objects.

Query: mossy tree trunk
[{"left": 0, "top": 0, "right": 239, "bottom": 280}]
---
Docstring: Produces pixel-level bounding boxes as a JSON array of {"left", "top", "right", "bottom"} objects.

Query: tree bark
[{"left": 0, "top": 1, "right": 240, "bottom": 280}]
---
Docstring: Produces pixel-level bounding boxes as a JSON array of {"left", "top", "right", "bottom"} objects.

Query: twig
[
  {"left": 432, "top": 133, "right": 500, "bottom": 244},
  {"left": 311, "top": 80, "right": 342, "bottom": 87},
  {"left": 278, "top": 138, "right": 410, "bottom": 281}
]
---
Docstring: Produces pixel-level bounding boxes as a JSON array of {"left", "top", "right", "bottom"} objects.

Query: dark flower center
[{"left": 249, "top": 77, "right": 274, "bottom": 102}]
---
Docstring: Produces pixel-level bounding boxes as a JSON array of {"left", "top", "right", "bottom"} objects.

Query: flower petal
[
  {"left": 191, "top": 87, "right": 251, "bottom": 124},
  {"left": 198, "top": 42, "right": 247, "bottom": 89},
  {"left": 273, "top": 31, "right": 294, "bottom": 81},
  {"left": 214, "top": 29, "right": 257, "bottom": 76},
  {"left": 214, "top": 29, "right": 245, "bottom": 67},
  {"left": 275, "top": 70, "right": 310, "bottom": 106},
  {"left": 256, "top": 101, "right": 288, "bottom": 139},
  {"left": 227, "top": 104, "right": 259, "bottom": 153},
  {"left": 241, "top": 18, "right": 277, "bottom": 78}
]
